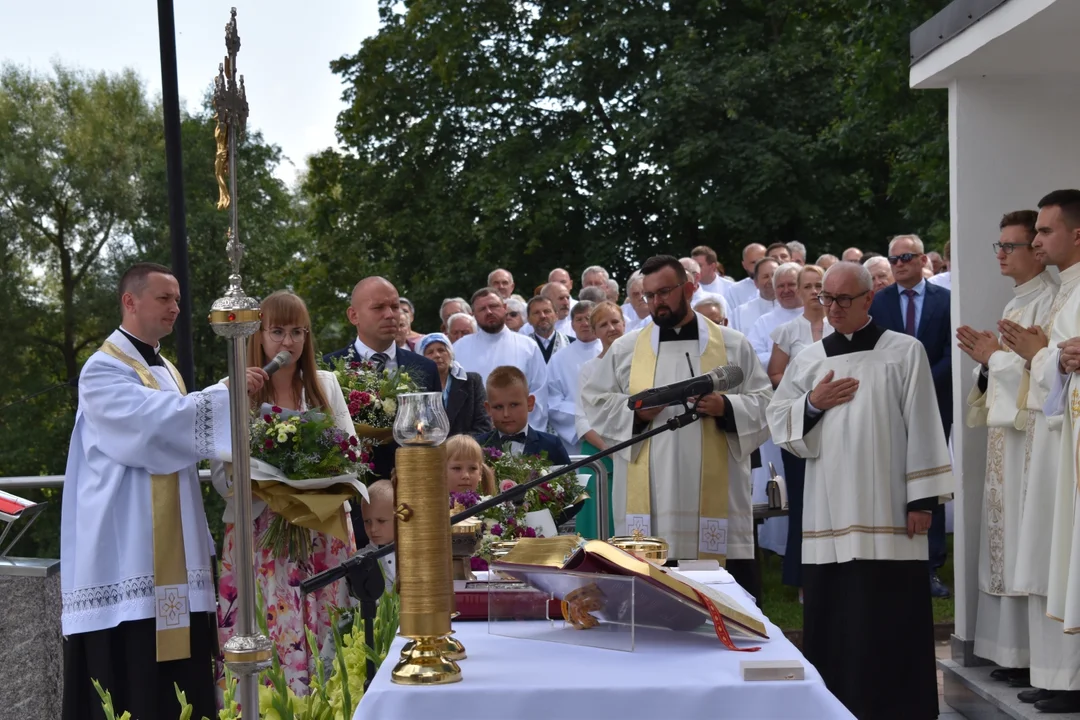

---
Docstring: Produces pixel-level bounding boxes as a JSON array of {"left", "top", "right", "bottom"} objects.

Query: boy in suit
[{"left": 475, "top": 365, "right": 572, "bottom": 464}]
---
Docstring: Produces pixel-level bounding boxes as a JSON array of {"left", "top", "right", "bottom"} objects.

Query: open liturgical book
[{"left": 491, "top": 537, "right": 768, "bottom": 649}]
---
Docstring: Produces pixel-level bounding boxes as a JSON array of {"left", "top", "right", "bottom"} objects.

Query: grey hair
[
  {"left": 446, "top": 312, "right": 477, "bottom": 332},
  {"left": 771, "top": 261, "right": 801, "bottom": 290},
  {"left": 888, "top": 234, "right": 925, "bottom": 255},
  {"left": 605, "top": 278, "right": 619, "bottom": 294},
  {"left": 815, "top": 253, "right": 838, "bottom": 266},
  {"left": 863, "top": 256, "right": 891, "bottom": 272},
  {"left": 506, "top": 298, "right": 526, "bottom": 315},
  {"left": 693, "top": 298, "right": 726, "bottom": 318},
  {"left": 786, "top": 241, "right": 807, "bottom": 258},
  {"left": 487, "top": 268, "right": 513, "bottom": 284},
  {"left": 823, "top": 260, "right": 873, "bottom": 292},
  {"left": 579, "top": 286, "right": 607, "bottom": 303},
  {"left": 581, "top": 265, "right": 609, "bottom": 284},
  {"left": 627, "top": 271, "right": 643, "bottom": 289},
  {"left": 679, "top": 257, "right": 701, "bottom": 275},
  {"left": 439, "top": 296, "right": 471, "bottom": 322}
]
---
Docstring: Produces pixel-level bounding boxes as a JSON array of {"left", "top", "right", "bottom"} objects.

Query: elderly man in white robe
[
  {"left": 548, "top": 301, "right": 602, "bottom": 455},
  {"left": 581, "top": 255, "right": 772, "bottom": 598},
  {"left": 622, "top": 272, "right": 652, "bottom": 332},
  {"left": 747, "top": 262, "right": 804, "bottom": 367},
  {"left": 958, "top": 210, "right": 1055, "bottom": 688},
  {"left": 730, "top": 257, "right": 778, "bottom": 334},
  {"left": 454, "top": 286, "right": 549, "bottom": 431},
  {"left": 768, "top": 261, "right": 952, "bottom": 720},
  {"left": 61, "top": 263, "right": 248, "bottom": 720},
  {"left": 1015, "top": 189, "right": 1080, "bottom": 713}
]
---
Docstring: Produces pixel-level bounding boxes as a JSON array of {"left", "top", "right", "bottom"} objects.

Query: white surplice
[
  {"left": 725, "top": 278, "right": 758, "bottom": 312},
  {"left": 547, "top": 338, "right": 602, "bottom": 454},
  {"left": 453, "top": 325, "right": 549, "bottom": 432},
  {"left": 748, "top": 306, "right": 804, "bottom": 368},
  {"left": 1016, "top": 262, "right": 1080, "bottom": 690},
  {"left": 731, "top": 295, "right": 775, "bottom": 335},
  {"left": 968, "top": 272, "right": 1056, "bottom": 668},
  {"left": 60, "top": 330, "right": 232, "bottom": 636},
  {"left": 700, "top": 276, "right": 733, "bottom": 297},
  {"left": 768, "top": 327, "right": 953, "bottom": 564},
  {"left": 580, "top": 313, "right": 772, "bottom": 560}
]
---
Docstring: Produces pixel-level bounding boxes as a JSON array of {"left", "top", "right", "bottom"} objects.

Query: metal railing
[{"left": 0, "top": 459, "right": 613, "bottom": 540}]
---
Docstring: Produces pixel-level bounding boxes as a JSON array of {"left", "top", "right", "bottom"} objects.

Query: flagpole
[{"left": 208, "top": 8, "right": 271, "bottom": 714}]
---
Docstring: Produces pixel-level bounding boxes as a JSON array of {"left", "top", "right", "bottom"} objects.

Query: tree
[{"left": 302, "top": 0, "right": 951, "bottom": 333}]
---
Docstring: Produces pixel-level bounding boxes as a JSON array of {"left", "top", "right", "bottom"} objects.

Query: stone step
[{"left": 940, "top": 659, "right": 1080, "bottom": 719}]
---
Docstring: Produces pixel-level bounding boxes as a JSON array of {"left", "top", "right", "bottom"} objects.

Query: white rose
[
  {"left": 276, "top": 432, "right": 288, "bottom": 443},
  {"left": 382, "top": 398, "right": 397, "bottom": 416}
]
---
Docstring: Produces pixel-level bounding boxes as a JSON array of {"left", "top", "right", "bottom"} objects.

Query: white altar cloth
[{"left": 355, "top": 574, "right": 853, "bottom": 720}]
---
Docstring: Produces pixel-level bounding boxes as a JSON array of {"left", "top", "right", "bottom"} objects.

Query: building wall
[{"left": 950, "top": 75, "right": 1080, "bottom": 650}]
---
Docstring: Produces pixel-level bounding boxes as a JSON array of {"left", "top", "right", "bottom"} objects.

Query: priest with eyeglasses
[
  {"left": 581, "top": 255, "right": 772, "bottom": 597},
  {"left": 768, "top": 261, "right": 953, "bottom": 720}
]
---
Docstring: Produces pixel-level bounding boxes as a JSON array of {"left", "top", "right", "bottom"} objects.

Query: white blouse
[{"left": 770, "top": 314, "right": 834, "bottom": 362}]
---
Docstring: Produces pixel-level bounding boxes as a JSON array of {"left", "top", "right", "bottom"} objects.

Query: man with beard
[
  {"left": 454, "top": 287, "right": 549, "bottom": 431},
  {"left": 581, "top": 255, "right": 772, "bottom": 595}
]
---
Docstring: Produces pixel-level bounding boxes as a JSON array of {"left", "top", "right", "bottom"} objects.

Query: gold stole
[
  {"left": 626, "top": 319, "right": 730, "bottom": 563},
  {"left": 99, "top": 341, "right": 192, "bottom": 662}
]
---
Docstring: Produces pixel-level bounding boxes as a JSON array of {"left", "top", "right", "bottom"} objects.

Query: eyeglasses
[
  {"left": 887, "top": 253, "right": 923, "bottom": 265},
  {"left": 265, "top": 327, "right": 309, "bottom": 343},
  {"left": 993, "top": 242, "right": 1032, "bottom": 255},
  {"left": 817, "top": 291, "right": 869, "bottom": 308},
  {"left": 642, "top": 285, "right": 683, "bottom": 303}
]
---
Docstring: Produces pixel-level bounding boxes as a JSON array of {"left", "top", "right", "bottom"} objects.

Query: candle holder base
[
  {"left": 391, "top": 636, "right": 461, "bottom": 685},
  {"left": 438, "top": 630, "right": 466, "bottom": 661}
]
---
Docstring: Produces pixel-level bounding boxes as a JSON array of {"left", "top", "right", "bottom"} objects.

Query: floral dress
[{"left": 215, "top": 370, "right": 357, "bottom": 696}]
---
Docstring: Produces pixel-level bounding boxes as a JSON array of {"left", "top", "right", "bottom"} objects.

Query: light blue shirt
[{"left": 897, "top": 279, "right": 927, "bottom": 336}]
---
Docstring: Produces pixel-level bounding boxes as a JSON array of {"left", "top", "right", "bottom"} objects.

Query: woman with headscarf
[{"left": 417, "top": 333, "right": 493, "bottom": 436}]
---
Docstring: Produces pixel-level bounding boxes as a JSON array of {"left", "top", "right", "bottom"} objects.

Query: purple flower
[
  {"left": 523, "top": 526, "right": 537, "bottom": 538},
  {"left": 483, "top": 446, "right": 503, "bottom": 459},
  {"left": 491, "top": 524, "right": 504, "bottom": 536}
]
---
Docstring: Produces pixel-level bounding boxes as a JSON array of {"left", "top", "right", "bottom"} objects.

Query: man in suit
[
  {"left": 323, "top": 277, "right": 440, "bottom": 538},
  {"left": 473, "top": 365, "right": 572, "bottom": 465},
  {"left": 870, "top": 234, "right": 953, "bottom": 599}
]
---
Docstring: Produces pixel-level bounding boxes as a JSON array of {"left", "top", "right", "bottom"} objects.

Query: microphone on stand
[
  {"left": 627, "top": 364, "right": 745, "bottom": 411},
  {"left": 262, "top": 350, "right": 292, "bottom": 376}
]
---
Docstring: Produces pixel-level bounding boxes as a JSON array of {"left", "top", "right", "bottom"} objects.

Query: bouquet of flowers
[
  {"left": 249, "top": 407, "right": 373, "bottom": 561},
  {"left": 326, "top": 357, "right": 421, "bottom": 442}
]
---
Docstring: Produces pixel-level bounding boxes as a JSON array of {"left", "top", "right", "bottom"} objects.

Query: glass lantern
[{"left": 392, "top": 392, "right": 450, "bottom": 446}]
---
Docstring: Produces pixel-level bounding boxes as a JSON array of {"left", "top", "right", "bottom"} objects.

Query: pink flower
[
  {"left": 264, "top": 439, "right": 273, "bottom": 449},
  {"left": 523, "top": 527, "right": 537, "bottom": 538},
  {"left": 358, "top": 391, "right": 372, "bottom": 405},
  {"left": 348, "top": 451, "right": 357, "bottom": 462},
  {"left": 271, "top": 405, "right": 282, "bottom": 414},
  {"left": 349, "top": 436, "right": 358, "bottom": 447},
  {"left": 499, "top": 480, "right": 517, "bottom": 492}
]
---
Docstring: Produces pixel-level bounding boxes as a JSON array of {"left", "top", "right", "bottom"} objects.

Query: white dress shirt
[{"left": 354, "top": 337, "right": 399, "bottom": 372}]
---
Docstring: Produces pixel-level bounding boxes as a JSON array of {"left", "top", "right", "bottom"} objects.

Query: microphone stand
[{"left": 301, "top": 400, "right": 707, "bottom": 688}]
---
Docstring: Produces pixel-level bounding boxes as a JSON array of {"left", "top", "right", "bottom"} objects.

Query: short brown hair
[
  {"left": 486, "top": 365, "right": 529, "bottom": 395},
  {"left": 691, "top": 245, "right": 717, "bottom": 264},
  {"left": 640, "top": 255, "right": 687, "bottom": 283},
  {"left": 1000, "top": 210, "right": 1038, "bottom": 238},
  {"left": 766, "top": 242, "right": 789, "bottom": 255},
  {"left": 470, "top": 287, "right": 502, "bottom": 306},
  {"left": 526, "top": 295, "right": 552, "bottom": 314},
  {"left": 118, "top": 262, "right": 172, "bottom": 305}
]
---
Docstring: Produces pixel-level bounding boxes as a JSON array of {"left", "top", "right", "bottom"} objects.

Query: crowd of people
[{"left": 60, "top": 187, "right": 1080, "bottom": 720}]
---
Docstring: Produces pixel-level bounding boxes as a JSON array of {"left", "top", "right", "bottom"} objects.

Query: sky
[{"left": 0, "top": 0, "right": 381, "bottom": 184}]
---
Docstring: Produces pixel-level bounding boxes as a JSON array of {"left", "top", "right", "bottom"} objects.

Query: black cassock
[
  {"left": 800, "top": 324, "right": 939, "bottom": 720},
  {"left": 63, "top": 612, "right": 217, "bottom": 720}
]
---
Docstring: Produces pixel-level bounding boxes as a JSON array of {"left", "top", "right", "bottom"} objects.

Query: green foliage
[{"left": 301, "top": 0, "right": 952, "bottom": 333}]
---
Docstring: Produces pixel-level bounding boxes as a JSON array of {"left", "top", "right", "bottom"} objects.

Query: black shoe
[
  {"left": 1019, "top": 688, "right": 1057, "bottom": 704},
  {"left": 1035, "top": 690, "right": 1080, "bottom": 713},
  {"left": 991, "top": 667, "right": 1029, "bottom": 682},
  {"left": 930, "top": 573, "right": 951, "bottom": 599},
  {"left": 1007, "top": 675, "right": 1033, "bottom": 688}
]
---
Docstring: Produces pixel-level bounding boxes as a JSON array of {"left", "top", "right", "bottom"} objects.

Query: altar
[{"left": 354, "top": 573, "right": 854, "bottom": 720}]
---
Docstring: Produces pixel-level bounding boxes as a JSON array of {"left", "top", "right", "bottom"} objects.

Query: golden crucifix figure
[{"left": 214, "top": 112, "right": 229, "bottom": 210}]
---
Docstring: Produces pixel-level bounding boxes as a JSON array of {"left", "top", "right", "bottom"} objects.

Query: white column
[{"left": 949, "top": 75, "right": 1080, "bottom": 661}]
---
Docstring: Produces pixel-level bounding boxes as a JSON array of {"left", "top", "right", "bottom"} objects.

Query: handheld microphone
[
  {"left": 262, "top": 351, "right": 293, "bottom": 376},
  {"left": 626, "top": 364, "right": 745, "bottom": 411}
]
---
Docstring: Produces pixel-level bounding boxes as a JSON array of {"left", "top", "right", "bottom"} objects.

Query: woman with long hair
[
  {"left": 766, "top": 265, "right": 833, "bottom": 591},
  {"left": 573, "top": 301, "right": 626, "bottom": 538},
  {"left": 213, "top": 291, "right": 356, "bottom": 695}
]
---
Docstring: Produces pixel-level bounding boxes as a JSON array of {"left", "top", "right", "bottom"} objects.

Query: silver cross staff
[{"left": 207, "top": 7, "right": 271, "bottom": 714}]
